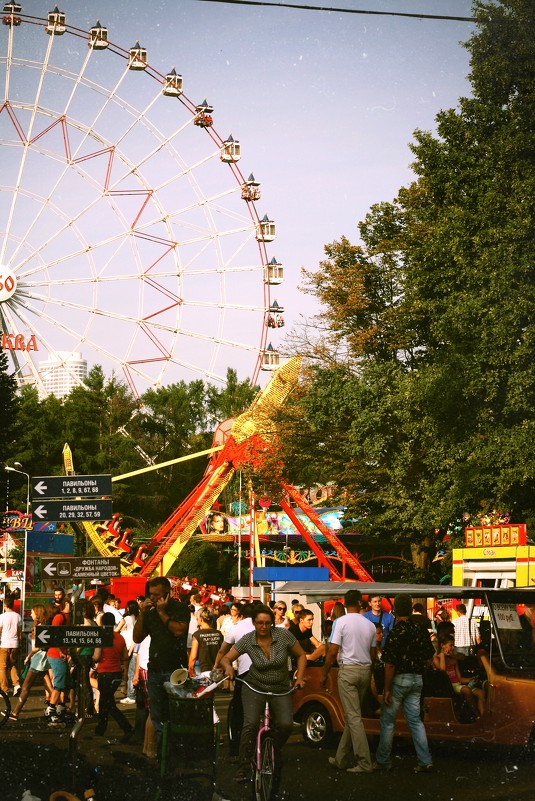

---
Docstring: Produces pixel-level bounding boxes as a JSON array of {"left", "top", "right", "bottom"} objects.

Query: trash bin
[{"left": 160, "top": 682, "right": 219, "bottom": 800}]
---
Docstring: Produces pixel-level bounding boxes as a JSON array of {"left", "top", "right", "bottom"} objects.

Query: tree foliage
[
  {"left": 2, "top": 365, "right": 256, "bottom": 535},
  {"left": 0, "top": 350, "right": 20, "bottom": 509},
  {"left": 282, "top": 0, "right": 535, "bottom": 570}
]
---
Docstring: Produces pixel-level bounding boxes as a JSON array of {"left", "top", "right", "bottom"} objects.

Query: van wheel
[{"left": 301, "top": 703, "right": 333, "bottom": 747}]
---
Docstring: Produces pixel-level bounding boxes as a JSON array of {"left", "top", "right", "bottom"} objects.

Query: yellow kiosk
[{"left": 452, "top": 524, "right": 535, "bottom": 587}]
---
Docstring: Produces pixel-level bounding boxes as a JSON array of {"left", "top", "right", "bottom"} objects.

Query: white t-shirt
[
  {"left": 330, "top": 612, "right": 376, "bottom": 666},
  {"left": 187, "top": 612, "right": 199, "bottom": 649},
  {"left": 0, "top": 610, "right": 21, "bottom": 648},
  {"left": 120, "top": 614, "right": 136, "bottom": 651},
  {"left": 103, "top": 603, "right": 122, "bottom": 624},
  {"left": 224, "top": 617, "right": 254, "bottom": 675},
  {"left": 137, "top": 635, "right": 151, "bottom": 671}
]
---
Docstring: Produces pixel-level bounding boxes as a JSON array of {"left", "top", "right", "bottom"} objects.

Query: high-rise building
[{"left": 38, "top": 351, "right": 87, "bottom": 398}]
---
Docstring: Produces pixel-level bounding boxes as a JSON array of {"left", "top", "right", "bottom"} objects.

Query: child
[{"left": 433, "top": 634, "right": 485, "bottom": 717}]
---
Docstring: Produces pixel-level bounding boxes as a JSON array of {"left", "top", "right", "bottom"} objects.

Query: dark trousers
[
  {"left": 238, "top": 683, "right": 293, "bottom": 770},
  {"left": 229, "top": 672, "right": 246, "bottom": 756},
  {"left": 96, "top": 672, "right": 131, "bottom": 735}
]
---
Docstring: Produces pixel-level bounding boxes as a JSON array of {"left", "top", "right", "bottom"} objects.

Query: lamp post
[
  {"left": 4, "top": 462, "right": 31, "bottom": 619},
  {"left": 5, "top": 463, "right": 30, "bottom": 514}
]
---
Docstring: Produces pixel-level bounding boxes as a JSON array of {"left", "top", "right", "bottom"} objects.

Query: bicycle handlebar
[{"left": 235, "top": 676, "right": 296, "bottom": 696}]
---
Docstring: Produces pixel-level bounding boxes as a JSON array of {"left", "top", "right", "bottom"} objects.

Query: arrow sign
[
  {"left": 36, "top": 625, "right": 114, "bottom": 648},
  {"left": 41, "top": 557, "right": 121, "bottom": 580},
  {"left": 33, "top": 499, "right": 113, "bottom": 522},
  {"left": 32, "top": 474, "right": 112, "bottom": 500}
]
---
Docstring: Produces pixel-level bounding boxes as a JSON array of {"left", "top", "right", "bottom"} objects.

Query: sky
[{"left": 0, "top": 0, "right": 476, "bottom": 393}]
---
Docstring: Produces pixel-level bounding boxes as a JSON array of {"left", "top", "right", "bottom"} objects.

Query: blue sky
[{"left": 0, "top": 1, "right": 475, "bottom": 390}]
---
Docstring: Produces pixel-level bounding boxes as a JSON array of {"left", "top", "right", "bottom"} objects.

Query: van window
[{"left": 490, "top": 597, "right": 535, "bottom": 669}]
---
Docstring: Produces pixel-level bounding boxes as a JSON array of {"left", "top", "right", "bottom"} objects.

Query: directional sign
[
  {"left": 36, "top": 625, "right": 114, "bottom": 648},
  {"left": 33, "top": 499, "right": 113, "bottom": 522},
  {"left": 41, "top": 557, "right": 122, "bottom": 580},
  {"left": 32, "top": 474, "right": 112, "bottom": 500}
]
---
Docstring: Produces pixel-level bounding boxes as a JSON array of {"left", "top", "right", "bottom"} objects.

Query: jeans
[
  {"left": 376, "top": 673, "right": 432, "bottom": 768},
  {"left": 334, "top": 664, "right": 373, "bottom": 771},
  {"left": 147, "top": 669, "right": 173, "bottom": 749},
  {"left": 126, "top": 652, "right": 136, "bottom": 700}
]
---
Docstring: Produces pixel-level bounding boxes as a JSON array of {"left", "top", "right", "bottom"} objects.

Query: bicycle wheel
[
  {"left": 0, "top": 688, "right": 11, "bottom": 728},
  {"left": 253, "top": 731, "right": 276, "bottom": 801}
]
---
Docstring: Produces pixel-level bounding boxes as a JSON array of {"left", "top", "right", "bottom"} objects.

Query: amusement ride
[{"left": 0, "top": 5, "right": 371, "bottom": 587}]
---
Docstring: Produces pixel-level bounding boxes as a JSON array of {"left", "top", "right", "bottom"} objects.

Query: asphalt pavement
[{"left": 2, "top": 684, "right": 535, "bottom": 801}]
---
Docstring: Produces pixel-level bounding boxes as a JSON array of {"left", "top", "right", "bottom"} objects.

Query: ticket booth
[{"left": 452, "top": 523, "right": 535, "bottom": 587}]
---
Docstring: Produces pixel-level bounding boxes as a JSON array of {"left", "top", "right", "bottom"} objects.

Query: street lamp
[{"left": 5, "top": 463, "right": 30, "bottom": 514}]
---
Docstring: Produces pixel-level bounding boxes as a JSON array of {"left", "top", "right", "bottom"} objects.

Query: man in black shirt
[
  {"left": 289, "top": 609, "right": 325, "bottom": 661},
  {"left": 133, "top": 576, "right": 189, "bottom": 751},
  {"left": 375, "top": 594, "right": 435, "bottom": 773}
]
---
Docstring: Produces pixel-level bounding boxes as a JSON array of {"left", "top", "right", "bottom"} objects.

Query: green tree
[
  {"left": 284, "top": 0, "right": 535, "bottom": 573},
  {"left": 0, "top": 350, "right": 18, "bottom": 453},
  {"left": 0, "top": 350, "right": 20, "bottom": 509},
  {"left": 169, "top": 540, "right": 237, "bottom": 587},
  {"left": 206, "top": 367, "right": 258, "bottom": 425}
]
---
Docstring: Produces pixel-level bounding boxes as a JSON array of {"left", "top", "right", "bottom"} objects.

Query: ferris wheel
[{"left": 0, "top": 4, "right": 285, "bottom": 397}]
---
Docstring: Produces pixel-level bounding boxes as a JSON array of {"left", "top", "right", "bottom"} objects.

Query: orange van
[{"left": 284, "top": 582, "right": 535, "bottom": 750}]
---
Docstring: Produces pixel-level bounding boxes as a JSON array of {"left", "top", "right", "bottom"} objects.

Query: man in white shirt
[
  {"left": 0, "top": 594, "right": 22, "bottom": 696},
  {"left": 453, "top": 603, "right": 480, "bottom": 656},
  {"left": 95, "top": 589, "right": 123, "bottom": 625},
  {"left": 321, "top": 589, "right": 377, "bottom": 774}
]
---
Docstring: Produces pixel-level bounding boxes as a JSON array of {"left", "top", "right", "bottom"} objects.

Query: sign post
[
  {"left": 32, "top": 499, "right": 113, "bottom": 523},
  {"left": 32, "top": 475, "right": 113, "bottom": 499},
  {"left": 35, "top": 625, "right": 114, "bottom": 648},
  {"left": 41, "top": 556, "right": 121, "bottom": 581},
  {"left": 31, "top": 474, "right": 113, "bottom": 522}
]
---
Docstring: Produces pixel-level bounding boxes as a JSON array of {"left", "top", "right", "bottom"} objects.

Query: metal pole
[
  {"left": 249, "top": 485, "right": 255, "bottom": 602},
  {"left": 5, "top": 464, "right": 31, "bottom": 626},
  {"left": 237, "top": 471, "right": 242, "bottom": 586}
]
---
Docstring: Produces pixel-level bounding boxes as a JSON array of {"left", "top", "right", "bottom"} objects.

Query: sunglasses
[{"left": 275, "top": 606, "right": 286, "bottom": 611}]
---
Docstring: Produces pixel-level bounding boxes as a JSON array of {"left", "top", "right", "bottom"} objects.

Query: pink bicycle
[{"left": 237, "top": 677, "right": 294, "bottom": 801}]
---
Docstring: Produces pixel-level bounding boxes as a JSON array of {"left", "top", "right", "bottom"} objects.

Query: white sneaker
[
  {"left": 13, "top": 685, "right": 21, "bottom": 697},
  {"left": 120, "top": 697, "right": 136, "bottom": 704}
]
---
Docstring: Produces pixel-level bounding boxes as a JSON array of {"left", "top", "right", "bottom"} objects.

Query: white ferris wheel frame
[{"left": 0, "top": 9, "right": 277, "bottom": 396}]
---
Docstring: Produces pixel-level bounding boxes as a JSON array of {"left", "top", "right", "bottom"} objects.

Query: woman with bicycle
[{"left": 220, "top": 604, "right": 307, "bottom": 791}]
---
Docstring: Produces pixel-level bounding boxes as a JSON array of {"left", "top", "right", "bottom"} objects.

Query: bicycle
[
  {"left": 236, "top": 677, "right": 295, "bottom": 801},
  {"left": 0, "top": 686, "right": 11, "bottom": 728}
]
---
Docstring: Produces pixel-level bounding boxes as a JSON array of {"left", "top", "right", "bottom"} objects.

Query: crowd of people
[{"left": 1, "top": 580, "right": 487, "bottom": 791}]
